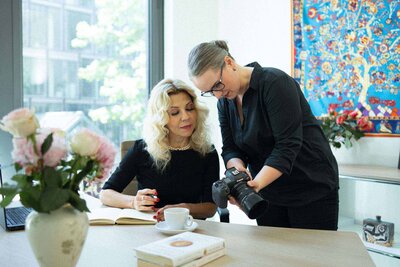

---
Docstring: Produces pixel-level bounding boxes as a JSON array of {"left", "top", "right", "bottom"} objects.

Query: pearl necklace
[{"left": 167, "top": 144, "right": 191, "bottom": 151}]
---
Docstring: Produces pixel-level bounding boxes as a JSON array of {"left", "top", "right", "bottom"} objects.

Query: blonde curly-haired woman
[{"left": 100, "top": 79, "right": 219, "bottom": 220}]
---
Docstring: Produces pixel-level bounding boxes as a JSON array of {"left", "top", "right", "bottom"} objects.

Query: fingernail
[
  {"left": 156, "top": 198, "right": 160, "bottom": 202},
  {"left": 153, "top": 215, "right": 156, "bottom": 219}
]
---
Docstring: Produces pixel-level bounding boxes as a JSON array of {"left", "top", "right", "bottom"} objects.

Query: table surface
[{"left": 0, "top": 195, "right": 375, "bottom": 267}]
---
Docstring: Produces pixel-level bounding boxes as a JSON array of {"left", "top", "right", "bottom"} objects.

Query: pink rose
[
  {"left": 70, "top": 129, "right": 101, "bottom": 156},
  {"left": 357, "top": 117, "right": 374, "bottom": 132},
  {"left": 348, "top": 110, "right": 358, "bottom": 119},
  {"left": 328, "top": 106, "right": 336, "bottom": 115},
  {"left": 0, "top": 108, "right": 39, "bottom": 137},
  {"left": 336, "top": 115, "right": 346, "bottom": 125}
]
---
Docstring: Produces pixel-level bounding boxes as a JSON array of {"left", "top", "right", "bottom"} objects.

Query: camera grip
[{"left": 212, "top": 181, "right": 230, "bottom": 208}]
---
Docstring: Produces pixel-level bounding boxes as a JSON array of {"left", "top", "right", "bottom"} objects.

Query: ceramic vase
[{"left": 25, "top": 205, "right": 89, "bottom": 267}]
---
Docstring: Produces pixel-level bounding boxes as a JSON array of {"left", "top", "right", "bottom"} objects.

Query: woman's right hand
[{"left": 133, "top": 189, "right": 159, "bottom": 211}]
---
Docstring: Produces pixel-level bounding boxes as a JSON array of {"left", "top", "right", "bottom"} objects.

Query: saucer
[{"left": 155, "top": 221, "right": 198, "bottom": 235}]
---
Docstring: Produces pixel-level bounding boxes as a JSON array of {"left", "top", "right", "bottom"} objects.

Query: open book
[
  {"left": 88, "top": 207, "right": 156, "bottom": 225},
  {"left": 135, "top": 232, "right": 226, "bottom": 267}
]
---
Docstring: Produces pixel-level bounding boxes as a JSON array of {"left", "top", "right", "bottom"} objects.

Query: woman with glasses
[
  {"left": 100, "top": 79, "right": 219, "bottom": 221},
  {"left": 188, "top": 40, "right": 339, "bottom": 230}
]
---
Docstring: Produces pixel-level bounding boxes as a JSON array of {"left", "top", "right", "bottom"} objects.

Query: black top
[
  {"left": 217, "top": 62, "right": 338, "bottom": 207},
  {"left": 103, "top": 139, "right": 219, "bottom": 208}
]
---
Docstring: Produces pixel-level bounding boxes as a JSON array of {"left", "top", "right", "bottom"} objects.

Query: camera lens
[
  {"left": 241, "top": 193, "right": 268, "bottom": 219},
  {"left": 232, "top": 182, "right": 268, "bottom": 219}
]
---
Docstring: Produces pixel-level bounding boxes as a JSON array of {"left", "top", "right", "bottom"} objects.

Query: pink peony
[
  {"left": 37, "top": 129, "right": 68, "bottom": 167},
  {"left": 12, "top": 137, "right": 39, "bottom": 167},
  {"left": 11, "top": 128, "right": 67, "bottom": 168},
  {"left": 94, "top": 135, "right": 117, "bottom": 182}
]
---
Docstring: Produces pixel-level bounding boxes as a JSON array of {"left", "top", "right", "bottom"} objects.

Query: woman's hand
[
  {"left": 247, "top": 179, "right": 262, "bottom": 193},
  {"left": 226, "top": 158, "right": 253, "bottom": 180},
  {"left": 133, "top": 189, "right": 159, "bottom": 211},
  {"left": 154, "top": 203, "right": 189, "bottom": 222}
]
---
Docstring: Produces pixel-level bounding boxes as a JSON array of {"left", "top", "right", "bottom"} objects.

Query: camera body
[{"left": 212, "top": 167, "right": 268, "bottom": 219}]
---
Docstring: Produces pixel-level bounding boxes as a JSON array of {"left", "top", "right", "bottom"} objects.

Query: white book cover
[{"left": 135, "top": 232, "right": 226, "bottom": 266}]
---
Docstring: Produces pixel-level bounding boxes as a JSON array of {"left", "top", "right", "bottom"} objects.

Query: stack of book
[{"left": 134, "top": 232, "right": 226, "bottom": 267}]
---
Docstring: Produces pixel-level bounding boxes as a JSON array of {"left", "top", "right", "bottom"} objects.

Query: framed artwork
[{"left": 292, "top": 0, "right": 400, "bottom": 136}]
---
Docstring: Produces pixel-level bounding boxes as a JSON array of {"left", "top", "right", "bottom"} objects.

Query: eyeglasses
[{"left": 201, "top": 63, "right": 225, "bottom": 97}]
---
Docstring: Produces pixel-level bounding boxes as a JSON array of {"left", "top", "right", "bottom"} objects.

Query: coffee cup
[{"left": 164, "top": 207, "right": 193, "bottom": 230}]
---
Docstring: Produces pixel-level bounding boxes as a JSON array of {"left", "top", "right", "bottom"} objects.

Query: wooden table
[{"left": 0, "top": 217, "right": 374, "bottom": 267}]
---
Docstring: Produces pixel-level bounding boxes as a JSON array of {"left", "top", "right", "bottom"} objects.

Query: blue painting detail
[{"left": 293, "top": 0, "right": 400, "bottom": 135}]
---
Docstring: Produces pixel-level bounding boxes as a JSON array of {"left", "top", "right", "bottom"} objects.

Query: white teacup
[{"left": 164, "top": 208, "right": 193, "bottom": 230}]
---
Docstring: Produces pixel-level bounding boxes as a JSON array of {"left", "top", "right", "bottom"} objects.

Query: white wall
[
  {"left": 164, "top": 0, "right": 399, "bottom": 168},
  {"left": 164, "top": 0, "right": 400, "bottom": 233}
]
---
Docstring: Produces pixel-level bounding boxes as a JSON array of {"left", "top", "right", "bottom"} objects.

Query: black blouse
[
  {"left": 103, "top": 139, "right": 219, "bottom": 208},
  {"left": 217, "top": 62, "right": 338, "bottom": 207}
]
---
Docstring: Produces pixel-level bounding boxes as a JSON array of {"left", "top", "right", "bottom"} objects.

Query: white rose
[
  {"left": 70, "top": 129, "right": 101, "bottom": 156},
  {"left": 0, "top": 108, "right": 39, "bottom": 137}
]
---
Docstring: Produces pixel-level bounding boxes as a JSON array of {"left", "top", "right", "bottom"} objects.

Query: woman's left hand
[
  {"left": 247, "top": 179, "right": 261, "bottom": 192},
  {"left": 154, "top": 203, "right": 189, "bottom": 222}
]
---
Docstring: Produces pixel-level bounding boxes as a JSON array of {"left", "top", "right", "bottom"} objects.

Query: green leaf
[
  {"left": 69, "top": 191, "right": 89, "bottom": 212},
  {"left": 40, "top": 188, "right": 69, "bottom": 212},
  {"left": 74, "top": 160, "right": 95, "bottom": 188},
  {"left": 344, "top": 130, "right": 353, "bottom": 138},
  {"left": 0, "top": 186, "right": 19, "bottom": 207},
  {"left": 14, "top": 162, "right": 23, "bottom": 172},
  {"left": 344, "top": 138, "right": 352, "bottom": 149},
  {"left": 333, "top": 142, "right": 341, "bottom": 148},
  {"left": 41, "top": 133, "right": 54, "bottom": 155},
  {"left": 11, "top": 174, "right": 30, "bottom": 187},
  {"left": 20, "top": 186, "right": 41, "bottom": 211},
  {"left": 43, "top": 167, "right": 62, "bottom": 188}
]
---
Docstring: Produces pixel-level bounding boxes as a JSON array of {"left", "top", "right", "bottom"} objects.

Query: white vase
[{"left": 25, "top": 205, "right": 89, "bottom": 267}]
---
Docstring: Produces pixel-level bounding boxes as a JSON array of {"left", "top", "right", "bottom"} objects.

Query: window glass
[{"left": 22, "top": 0, "right": 148, "bottom": 166}]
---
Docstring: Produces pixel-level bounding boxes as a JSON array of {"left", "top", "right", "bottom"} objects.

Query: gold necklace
[{"left": 167, "top": 143, "right": 191, "bottom": 151}]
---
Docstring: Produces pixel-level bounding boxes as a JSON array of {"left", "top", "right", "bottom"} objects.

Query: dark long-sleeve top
[
  {"left": 217, "top": 62, "right": 338, "bottom": 207},
  {"left": 103, "top": 139, "right": 219, "bottom": 208}
]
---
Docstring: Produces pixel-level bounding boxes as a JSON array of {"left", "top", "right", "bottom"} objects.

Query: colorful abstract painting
[{"left": 292, "top": 0, "right": 400, "bottom": 135}]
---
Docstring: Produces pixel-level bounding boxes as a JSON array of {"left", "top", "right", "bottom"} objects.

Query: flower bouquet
[
  {"left": 320, "top": 108, "right": 374, "bottom": 149},
  {"left": 0, "top": 108, "right": 116, "bottom": 213}
]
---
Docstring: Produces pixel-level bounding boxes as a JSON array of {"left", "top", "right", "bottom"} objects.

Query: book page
[
  {"left": 116, "top": 209, "right": 156, "bottom": 225},
  {"left": 87, "top": 207, "right": 122, "bottom": 225}
]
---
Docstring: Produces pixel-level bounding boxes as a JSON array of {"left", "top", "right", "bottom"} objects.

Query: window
[
  {"left": 0, "top": 0, "right": 163, "bottom": 178},
  {"left": 22, "top": 0, "right": 152, "bottom": 149}
]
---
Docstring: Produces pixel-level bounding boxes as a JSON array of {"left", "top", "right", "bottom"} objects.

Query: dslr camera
[{"left": 212, "top": 167, "right": 268, "bottom": 219}]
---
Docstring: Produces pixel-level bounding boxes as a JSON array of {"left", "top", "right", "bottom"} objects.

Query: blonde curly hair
[{"left": 143, "top": 78, "right": 213, "bottom": 171}]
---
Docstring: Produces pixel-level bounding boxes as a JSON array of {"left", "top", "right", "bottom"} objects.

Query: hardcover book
[{"left": 134, "top": 232, "right": 226, "bottom": 267}]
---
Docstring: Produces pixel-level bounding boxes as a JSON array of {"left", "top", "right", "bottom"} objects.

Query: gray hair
[{"left": 187, "top": 40, "right": 235, "bottom": 78}]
